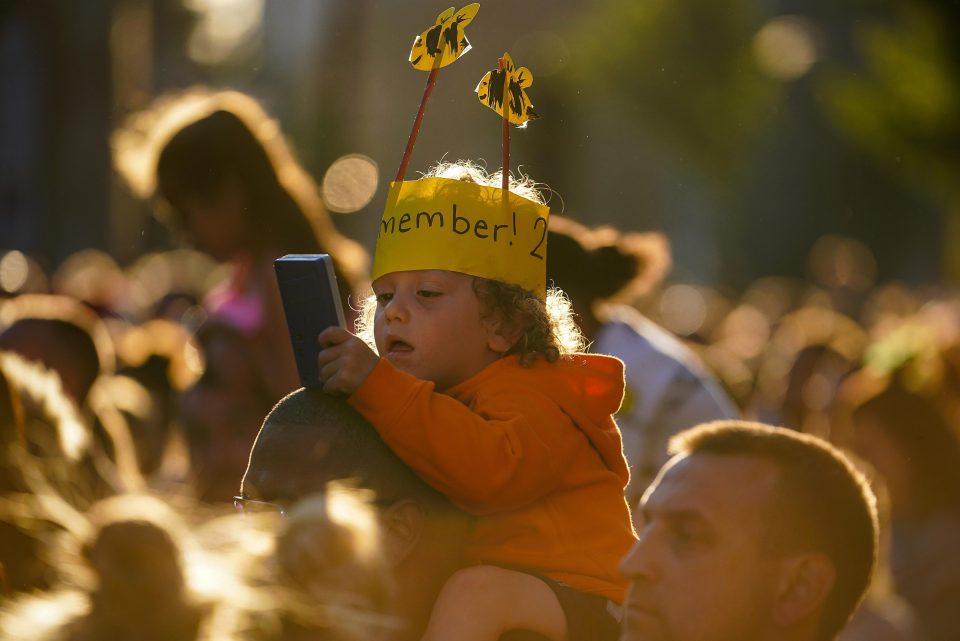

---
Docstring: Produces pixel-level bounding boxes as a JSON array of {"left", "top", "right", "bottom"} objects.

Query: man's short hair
[
  {"left": 668, "top": 420, "right": 878, "bottom": 641},
  {"left": 245, "top": 387, "right": 452, "bottom": 510}
]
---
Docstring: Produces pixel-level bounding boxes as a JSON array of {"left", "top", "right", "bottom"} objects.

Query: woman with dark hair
[
  {"left": 155, "top": 109, "right": 321, "bottom": 263},
  {"left": 114, "top": 90, "right": 370, "bottom": 501},
  {"left": 115, "top": 89, "right": 369, "bottom": 399},
  {"left": 546, "top": 217, "right": 737, "bottom": 512}
]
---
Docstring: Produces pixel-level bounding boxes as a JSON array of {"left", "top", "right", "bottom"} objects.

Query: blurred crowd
[{"left": 0, "top": 88, "right": 958, "bottom": 641}]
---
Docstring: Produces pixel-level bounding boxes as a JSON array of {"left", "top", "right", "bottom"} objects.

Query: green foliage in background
[
  {"left": 566, "top": 0, "right": 782, "bottom": 191},
  {"left": 818, "top": 6, "right": 959, "bottom": 206},
  {"left": 816, "top": 4, "right": 960, "bottom": 279}
]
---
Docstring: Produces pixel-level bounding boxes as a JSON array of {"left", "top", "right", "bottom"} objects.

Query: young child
[{"left": 316, "top": 161, "right": 636, "bottom": 641}]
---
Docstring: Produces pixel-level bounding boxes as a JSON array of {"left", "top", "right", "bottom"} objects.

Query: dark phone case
[{"left": 274, "top": 254, "right": 346, "bottom": 388}]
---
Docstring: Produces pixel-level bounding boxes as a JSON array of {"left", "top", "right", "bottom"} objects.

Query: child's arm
[
  {"left": 316, "top": 327, "right": 587, "bottom": 514},
  {"left": 353, "top": 365, "right": 583, "bottom": 514}
]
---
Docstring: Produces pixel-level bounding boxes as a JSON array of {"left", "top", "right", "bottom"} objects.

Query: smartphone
[{"left": 274, "top": 254, "right": 346, "bottom": 388}]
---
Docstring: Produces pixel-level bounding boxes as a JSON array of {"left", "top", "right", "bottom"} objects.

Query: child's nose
[{"left": 383, "top": 295, "right": 409, "bottom": 322}]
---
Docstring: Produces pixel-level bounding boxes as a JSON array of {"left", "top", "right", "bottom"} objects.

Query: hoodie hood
[
  {"left": 536, "top": 353, "right": 629, "bottom": 486},
  {"left": 461, "top": 353, "right": 629, "bottom": 486}
]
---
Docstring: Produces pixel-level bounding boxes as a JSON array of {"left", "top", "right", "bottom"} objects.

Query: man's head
[
  {"left": 240, "top": 387, "right": 472, "bottom": 641},
  {"left": 620, "top": 420, "right": 877, "bottom": 641},
  {"left": 241, "top": 388, "right": 451, "bottom": 508}
]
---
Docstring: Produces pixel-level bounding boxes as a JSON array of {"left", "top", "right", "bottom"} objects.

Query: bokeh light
[
  {"left": 659, "top": 284, "right": 708, "bottom": 337},
  {"left": 52, "top": 250, "right": 128, "bottom": 313},
  {"left": 753, "top": 15, "right": 819, "bottom": 81},
  {"left": 714, "top": 303, "right": 771, "bottom": 362},
  {"left": 0, "top": 250, "right": 29, "bottom": 294},
  {"left": 183, "top": 0, "right": 264, "bottom": 66},
  {"left": 808, "top": 234, "right": 878, "bottom": 292},
  {"left": 321, "top": 154, "right": 380, "bottom": 214}
]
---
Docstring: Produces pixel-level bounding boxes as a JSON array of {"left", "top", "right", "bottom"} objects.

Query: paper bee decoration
[
  {"left": 475, "top": 52, "right": 539, "bottom": 127},
  {"left": 409, "top": 4, "right": 480, "bottom": 71}
]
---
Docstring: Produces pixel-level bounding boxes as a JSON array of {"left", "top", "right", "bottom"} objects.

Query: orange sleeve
[{"left": 348, "top": 359, "right": 582, "bottom": 514}]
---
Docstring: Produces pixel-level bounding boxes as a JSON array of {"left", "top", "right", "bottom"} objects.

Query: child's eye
[
  {"left": 375, "top": 292, "right": 393, "bottom": 304},
  {"left": 417, "top": 290, "right": 442, "bottom": 298}
]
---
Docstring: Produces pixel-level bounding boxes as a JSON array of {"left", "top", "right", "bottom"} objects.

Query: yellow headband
[{"left": 372, "top": 177, "right": 549, "bottom": 297}]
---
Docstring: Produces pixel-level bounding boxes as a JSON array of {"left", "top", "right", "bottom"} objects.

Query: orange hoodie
[{"left": 348, "top": 353, "right": 637, "bottom": 602}]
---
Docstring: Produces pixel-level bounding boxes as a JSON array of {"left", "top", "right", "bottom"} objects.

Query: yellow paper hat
[
  {"left": 381, "top": 7, "right": 547, "bottom": 296},
  {"left": 373, "top": 177, "right": 549, "bottom": 297}
]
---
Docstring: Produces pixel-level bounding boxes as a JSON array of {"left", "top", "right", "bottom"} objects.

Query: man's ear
[
  {"left": 772, "top": 553, "right": 836, "bottom": 627},
  {"left": 379, "top": 499, "right": 426, "bottom": 566}
]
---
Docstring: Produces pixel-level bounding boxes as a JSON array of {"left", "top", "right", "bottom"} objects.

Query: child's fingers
[
  {"left": 316, "top": 336, "right": 378, "bottom": 395},
  {"left": 317, "top": 349, "right": 347, "bottom": 393},
  {"left": 322, "top": 371, "right": 354, "bottom": 396},
  {"left": 319, "top": 359, "right": 341, "bottom": 385},
  {"left": 320, "top": 363, "right": 359, "bottom": 396},
  {"left": 318, "top": 325, "right": 351, "bottom": 348},
  {"left": 317, "top": 340, "right": 343, "bottom": 368}
]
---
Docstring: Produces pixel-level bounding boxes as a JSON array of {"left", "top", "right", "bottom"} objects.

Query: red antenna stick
[
  {"left": 395, "top": 66, "right": 440, "bottom": 182},
  {"left": 499, "top": 57, "right": 509, "bottom": 193}
]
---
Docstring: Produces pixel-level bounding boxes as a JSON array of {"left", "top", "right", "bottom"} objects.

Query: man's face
[{"left": 620, "top": 453, "right": 785, "bottom": 641}]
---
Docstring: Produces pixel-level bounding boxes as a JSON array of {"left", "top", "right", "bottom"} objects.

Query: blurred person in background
[
  {"left": 840, "top": 369, "right": 960, "bottom": 641},
  {"left": 182, "top": 321, "right": 277, "bottom": 502},
  {"left": 0, "top": 294, "right": 143, "bottom": 493},
  {"left": 838, "top": 462, "right": 918, "bottom": 641},
  {"left": 272, "top": 488, "right": 396, "bottom": 641},
  {"left": 750, "top": 307, "right": 867, "bottom": 438},
  {"left": 113, "top": 89, "right": 369, "bottom": 400},
  {"left": 0, "top": 351, "right": 98, "bottom": 595},
  {"left": 0, "top": 476, "right": 396, "bottom": 641},
  {"left": 111, "top": 317, "right": 199, "bottom": 482},
  {"left": 0, "top": 294, "right": 114, "bottom": 408},
  {"left": 113, "top": 90, "right": 370, "bottom": 502},
  {"left": 0, "top": 494, "right": 207, "bottom": 641},
  {"left": 546, "top": 217, "right": 737, "bottom": 512},
  {"left": 63, "top": 495, "right": 204, "bottom": 641}
]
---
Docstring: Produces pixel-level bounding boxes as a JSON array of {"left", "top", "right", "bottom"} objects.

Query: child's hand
[{"left": 317, "top": 327, "right": 380, "bottom": 395}]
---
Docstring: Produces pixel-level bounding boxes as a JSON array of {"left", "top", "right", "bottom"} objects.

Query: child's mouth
[{"left": 387, "top": 339, "right": 413, "bottom": 353}]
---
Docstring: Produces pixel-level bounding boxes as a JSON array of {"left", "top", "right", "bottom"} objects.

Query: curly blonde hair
[{"left": 356, "top": 161, "right": 586, "bottom": 365}]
